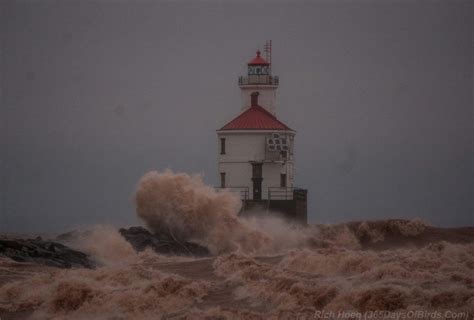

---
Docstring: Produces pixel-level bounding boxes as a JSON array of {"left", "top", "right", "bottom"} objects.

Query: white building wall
[
  {"left": 217, "top": 131, "right": 295, "bottom": 200},
  {"left": 218, "top": 162, "right": 250, "bottom": 187},
  {"left": 240, "top": 86, "right": 277, "bottom": 115},
  {"left": 219, "top": 133, "right": 266, "bottom": 162}
]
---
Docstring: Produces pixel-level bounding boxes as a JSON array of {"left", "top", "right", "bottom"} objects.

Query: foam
[
  {"left": 0, "top": 170, "right": 472, "bottom": 318},
  {"left": 0, "top": 259, "right": 212, "bottom": 319}
]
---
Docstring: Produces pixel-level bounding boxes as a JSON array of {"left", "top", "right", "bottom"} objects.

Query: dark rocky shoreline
[
  {"left": 1, "top": 221, "right": 473, "bottom": 269},
  {"left": 0, "top": 238, "right": 94, "bottom": 269},
  {"left": 119, "top": 226, "right": 210, "bottom": 256},
  {"left": 0, "top": 226, "right": 210, "bottom": 269}
]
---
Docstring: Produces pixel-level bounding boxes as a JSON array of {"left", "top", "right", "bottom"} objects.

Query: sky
[{"left": 1, "top": 0, "right": 472, "bottom": 232}]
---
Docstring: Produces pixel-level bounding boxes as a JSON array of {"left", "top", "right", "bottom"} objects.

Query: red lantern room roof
[
  {"left": 219, "top": 105, "right": 293, "bottom": 131},
  {"left": 248, "top": 50, "right": 270, "bottom": 66}
]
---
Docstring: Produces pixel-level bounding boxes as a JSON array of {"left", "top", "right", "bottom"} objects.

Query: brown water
[{"left": 0, "top": 171, "right": 472, "bottom": 319}]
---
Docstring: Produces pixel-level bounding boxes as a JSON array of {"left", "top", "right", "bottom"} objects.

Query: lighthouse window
[
  {"left": 220, "top": 138, "right": 226, "bottom": 154},
  {"left": 280, "top": 174, "right": 287, "bottom": 187},
  {"left": 220, "top": 172, "right": 226, "bottom": 188}
]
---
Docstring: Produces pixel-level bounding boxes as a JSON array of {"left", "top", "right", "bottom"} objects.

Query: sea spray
[
  {"left": 1, "top": 169, "right": 472, "bottom": 318},
  {"left": 68, "top": 225, "right": 137, "bottom": 266},
  {"left": 134, "top": 170, "right": 432, "bottom": 255},
  {"left": 135, "top": 170, "right": 272, "bottom": 254}
]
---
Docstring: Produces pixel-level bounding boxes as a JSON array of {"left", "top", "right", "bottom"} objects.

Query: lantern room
[{"left": 247, "top": 50, "right": 270, "bottom": 75}]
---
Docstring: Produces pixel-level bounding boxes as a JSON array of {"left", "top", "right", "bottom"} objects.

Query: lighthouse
[{"left": 216, "top": 45, "right": 307, "bottom": 224}]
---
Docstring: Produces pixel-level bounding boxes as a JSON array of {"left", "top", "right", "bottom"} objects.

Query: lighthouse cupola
[
  {"left": 239, "top": 45, "right": 279, "bottom": 115},
  {"left": 247, "top": 50, "right": 270, "bottom": 76}
]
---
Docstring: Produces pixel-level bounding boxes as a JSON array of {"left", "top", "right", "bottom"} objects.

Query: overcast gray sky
[{"left": 1, "top": 0, "right": 472, "bottom": 232}]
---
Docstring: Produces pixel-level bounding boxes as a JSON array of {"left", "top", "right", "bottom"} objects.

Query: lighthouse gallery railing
[{"left": 238, "top": 75, "right": 279, "bottom": 86}]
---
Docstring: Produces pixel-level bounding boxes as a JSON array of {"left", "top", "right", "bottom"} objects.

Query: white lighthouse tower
[{"left": 216, "top": 45, "right": 307, "bottom": 223}]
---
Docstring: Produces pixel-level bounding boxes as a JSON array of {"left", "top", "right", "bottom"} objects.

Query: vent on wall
[{"left": 266, "top": 133, "right": 289, "bottom": 152}]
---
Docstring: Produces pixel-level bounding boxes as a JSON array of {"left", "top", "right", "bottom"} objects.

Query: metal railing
[
  {"left": 238, "top": 75, "right": 279, "bottom": 86},
  {"left": 267, "top": 187, "right": 307, "bottom": 200},
  {"left": 215, "top": 186, "right": 305, "bottom": 202},
  {"left": 215, "top": 186, "right": 249, "bottom": 201},
  {"left": 268, "top": 187, "right": 295, "bottom": 200}
]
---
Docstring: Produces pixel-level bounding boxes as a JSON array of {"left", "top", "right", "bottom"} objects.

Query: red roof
[
  {"left": 219, "top": 105, "right": 293, "bottom": 131},
  {"left": 248, "top": 50, "right": 270, "bottom": 66}
]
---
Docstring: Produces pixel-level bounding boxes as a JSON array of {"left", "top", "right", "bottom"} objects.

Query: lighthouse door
[{"left": 251, "top": 163, "right": 263, "bottom": 200}]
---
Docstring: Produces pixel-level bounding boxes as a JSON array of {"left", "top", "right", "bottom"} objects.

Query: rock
[
  {"left": 56, "top": 230, "right": 92, "bottom": 242},
  {"left": 0, "top": 238, "right": 94, "bottom": 269},
  {"left": 0, "top": 225, "right": 210, "bottom": 269},
  {"left": 119, "top": 226, "right": 210, "bottom": 257}
]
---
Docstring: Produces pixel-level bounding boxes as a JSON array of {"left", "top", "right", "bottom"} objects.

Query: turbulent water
[{"left": 0, "top": 170, "right": 473, "bottom": 320}]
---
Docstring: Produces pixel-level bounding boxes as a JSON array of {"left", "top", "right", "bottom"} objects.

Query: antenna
[{"left": 264, "top": 40, "right": 272, "bottom": 74}]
